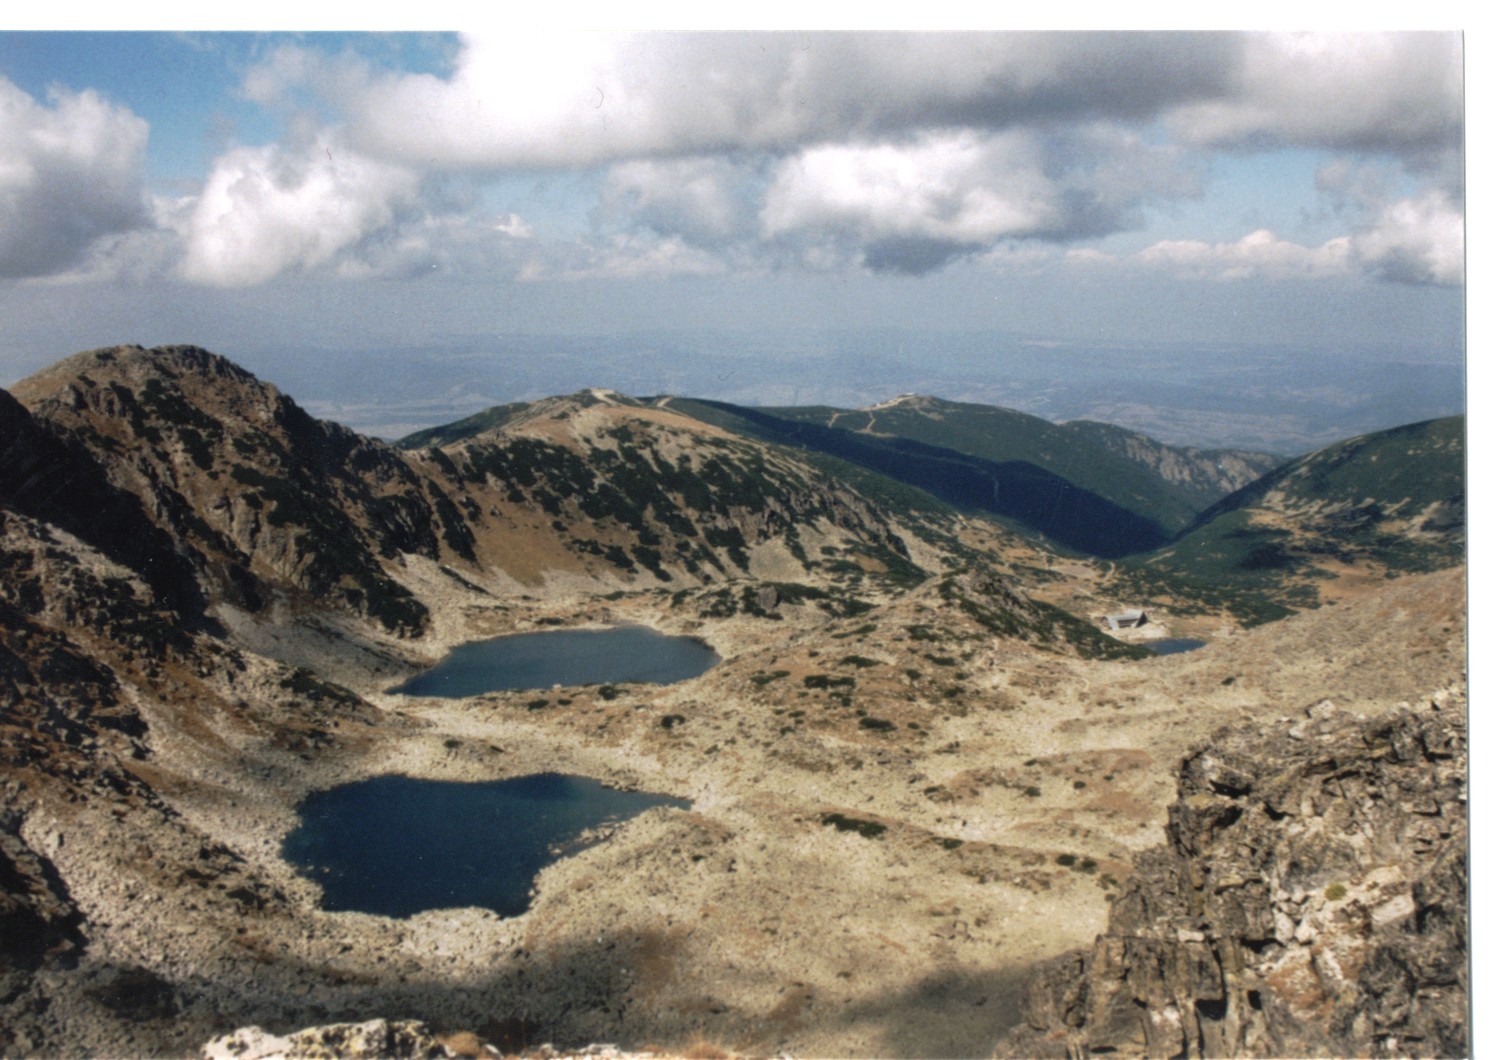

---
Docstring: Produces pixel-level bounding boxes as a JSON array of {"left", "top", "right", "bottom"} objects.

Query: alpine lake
[{"left": 282, "top": 627, "right": 714, "bottom": 918}]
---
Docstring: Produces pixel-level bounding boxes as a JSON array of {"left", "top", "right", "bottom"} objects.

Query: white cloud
[
  {"left": 1130, "top": 186, "right": 1462, "bottom": 288},
  {"left": 172, "top": 135, "right": 422, "bottom": 287},
  {"left": 332, "top": 211, "right": 534, "bottom": 281},
  {"left": 758, "top": 129, "right": 1199, "bottom": 274},
  {"left": 760, "top": 135, "right": 1047, "bottom": 272},
  {"left": 281, "top": 32, "right": 1239, "bottom": 172},
  {"left": 33, "top": 32, "right": 1451, "bottom": 291},
  {"left": 214, "top": 31, "right": 1462, "bottom": 287},
  {"left": 600, "top": 157, "right": 762, "bottom": 249},
  {"left": 0, "top": 77, "right": 151, "bottom": 278},
  {"left": 269, "top": 32, "right": 1461, "bottom": 176},
  {"left": 1350, "top": 189, "right": 1463, "bottom": 286},
  {"left": 1136, "top": 229, "right": 1353, "bottom": 281}
]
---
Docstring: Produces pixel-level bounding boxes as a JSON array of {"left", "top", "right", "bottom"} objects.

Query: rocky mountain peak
[
  {"left": 13, "top": 344, "right": 266, "bottom": 409},
  {"left": 7, "top": 346, "right": 452, "bottom": 635}
]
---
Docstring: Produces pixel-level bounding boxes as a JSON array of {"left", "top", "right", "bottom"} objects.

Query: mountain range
[{"left": 0, "top": 344, "right": 1467, "bottom": 1057}]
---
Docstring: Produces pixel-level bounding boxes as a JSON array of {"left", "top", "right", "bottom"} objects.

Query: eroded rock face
[{"left": 995, "top": 687, "right": 1467, "bottom": 1059}]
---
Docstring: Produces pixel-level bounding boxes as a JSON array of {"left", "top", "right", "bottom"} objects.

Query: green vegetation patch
[
  {"left": 278, "top": 667, "right": 361, "bottom": 707},
  {"left": 1116, "top": 416, "right": 1466, "bottom": 627},
  {"left": 937, "top": 569, "right": 1149, "bottom": 660},
  {"left": 750, "top": 670, "right": 791, "bottom": 687},
  {"left": 803, "top": 674, "right": 856, "bottom": 690},
  {"left": 821, "top": 813, "right": 887, "bottom": 839}
]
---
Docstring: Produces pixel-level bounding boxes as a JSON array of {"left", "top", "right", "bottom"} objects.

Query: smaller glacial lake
[
  {"left": 282, "top": 773, "right": 690, "bottom": 918},
  {"left": 391, "top": 626, "right": 720, "bottom": 697},
  {"left": 1148, "top": 638, "right": 1207, "bottom": 656}
]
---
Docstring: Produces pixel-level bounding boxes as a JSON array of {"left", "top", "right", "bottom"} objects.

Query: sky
[{"left": 0, "top": 27, "right": 1468, "bottom": 445}]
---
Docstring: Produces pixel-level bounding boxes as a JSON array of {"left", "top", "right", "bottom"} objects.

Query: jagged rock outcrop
[
  {"left": 1061, "top": 419, "right": 1279, "bottom": 512},
  {"left": 0, "top": 387, "right": 212, "bottom": 625},
  {"left": 995, "top": 687, "right": 1467, "bottom": 1059}
]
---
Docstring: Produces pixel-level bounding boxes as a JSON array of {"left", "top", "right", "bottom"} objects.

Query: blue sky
[{"left": 0, "top": 29, "right": 1466, "bottom": 443}]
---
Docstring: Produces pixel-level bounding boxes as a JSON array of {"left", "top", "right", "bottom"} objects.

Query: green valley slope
[
  {"left": 757, "top": 395, "right": 1278, "bottom": 530},
  {"left": 1117, "top": 415, "right": 1465, "bottom": 625}
]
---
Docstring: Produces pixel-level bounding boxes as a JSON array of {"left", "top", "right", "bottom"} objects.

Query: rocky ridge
[{"left": 9, "top": 346, "right": 963, "bottom": 639}]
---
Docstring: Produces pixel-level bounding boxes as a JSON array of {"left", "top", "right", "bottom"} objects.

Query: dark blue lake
[
  {"left": 282, "top": 773, "right": 690, "bottom": 918},
  {"left": 1149, "top": 638, "right": 1207, "bottom": 656},
  {"left": 390, "top": 626, "right": 720, "bottom": 697}
]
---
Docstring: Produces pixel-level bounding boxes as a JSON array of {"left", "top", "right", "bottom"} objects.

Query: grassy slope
[
  {"left": 764, "top": 398, "right": 1270, "bottom": 534},
  {"left": 394, "top": 402, "right": 534, "bottom": 449},
  {"left": 1118, "top": 416, "right": 1465, "bottom": 625}
]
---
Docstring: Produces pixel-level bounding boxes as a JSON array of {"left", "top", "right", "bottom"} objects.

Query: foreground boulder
[
  {"left": 202, "top": 1019, "right": 451, "bottom": 1060},
  {"left": 995, "top": 686, "right": 1467, "bottom": 1059}
]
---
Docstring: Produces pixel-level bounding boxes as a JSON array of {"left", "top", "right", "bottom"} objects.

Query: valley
[{"left": 0, "top": 345, "right": 1466, "bottom": 1059}]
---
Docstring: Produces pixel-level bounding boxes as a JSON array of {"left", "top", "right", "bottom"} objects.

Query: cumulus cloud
[
  {"left": 0, "top": 77, "right": 151, "bottom": 278},
  {"left": 269, "top": 32, "right": 1239, "bottom": 172},
  {"left": 599, "top": 157, "right": 763, "bottom": 250},
  {"left": 44, "top": 31, "right": 1451, "bottom": 291},
  {"left": 266, "top": 31, "right": 1461, "bottom": 177},
  {"left": 332, "top": 211, "right": 534, "bottom": 281},
  {"left": 171, "top": 135, "right": 423, "bottom": 286},
  {"left": 759, "top": 129, "right": 1200, "bottom": 274},
  {"left": 239, "top": 30, "right": 1454, "bottom": 285},
  {"left": 1130, "top": 193, "right": 1464, "bottom": 288},
  {"left": 1136, "top": 229, "right": 1353, "bottom": 281},
  {"left": 1310, "top": 160, "right": 1463, "bottom": 287},
  {"left": 164, "top": 138, "right": 547, "bottom": 287},
  {"left": 1349, "top": 189, "right": 1463, "bottom": 286}
]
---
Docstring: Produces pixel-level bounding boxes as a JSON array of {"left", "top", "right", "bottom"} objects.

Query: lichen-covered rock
[
  {"left": 995, "top": 684, "right": 1467, "bottom": 1059},
  {"left": 201, "top": 1019, "right": 450, "bottom": 1060}
]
